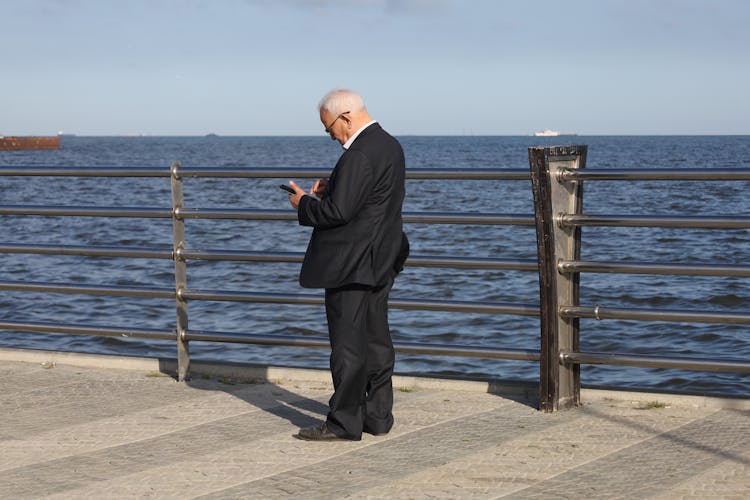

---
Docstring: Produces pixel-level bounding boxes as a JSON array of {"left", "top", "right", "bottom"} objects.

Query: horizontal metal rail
[
  {"left": 0, "top": 166, "right": 530, "bottom": 180},
  {"left": 0, "top": 205, "right": 534, "bottom": 226},
  {"left": 380, "top": 255, "right": 537, "bottom": 271},
  {"left": 178, "top": 168, "right": 331, "bottom": 179},
  {"left": 560, "top": 305, "right": 750, "bottom": 324},
  {"left": 0, "top": 280, "right": 175, "bottom": 299},
  {"left": 186, "top": 329, "right": 540, "bottom": 360},
  {"left": 559, "top": 214, "right": 750, "bottom": 229},
  {"left": 0, "top": 280, "right": 538, "bottom": 316},
  {"left": 558, "top": 259, "right": 750, "bottom": 277},
  {"left": 0, "top": 243, "right": 173, "bottom": 260},
  {"left": 561, "top": 350, "right": 750, "bottom": 373},
  {"left": 180, "top": 289, "right": 540, "bottom": 316},
  {"left": 180, "top": 248, "right": 300, "bottom": 262},
  {"left": 179, "top": 167, "right": 531, "bottom": 180},
  {"left": 0, "top": 205, "right": 172, "bottom": 218},
  {"left": 402, "top": 211, "right": 534, "bottom": 226},
  {"left": 0, "top": 243, "right": 537, "bottom": 271},
  {"left": 175, "top": 208, "right": 535, "bottom": 225},
  {"left": 175, "top": 208, "right": 293, "bottom": 220},
  {"left": 0, "top": 320, "right": 176, "bottom": 340},
  {"left": 559, "top": 167, "right": 750, "bottom": 182},
  {"left": 181, "top": 249, "right": 537, "bottom": 271},
  {"left": 0, "top": 167, "right": 172, "bottom": 177},
  {"left": 393, "top": 340, "right": 539, "bottom": 360}
]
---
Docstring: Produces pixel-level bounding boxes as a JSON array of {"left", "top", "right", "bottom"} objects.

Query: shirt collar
[{"left": 343, "top": 120, "right": 377, "bottom": 150}]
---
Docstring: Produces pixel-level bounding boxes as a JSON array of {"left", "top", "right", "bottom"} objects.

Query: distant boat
[
  {"left": 534, "top": 129, "right": 577, "bottom": 137},
  {"left": 0, "top": 136, "right": 60, "bottom": 151},
  {"left": 534, "top": 129, "right": 560, "bottom": 137}
]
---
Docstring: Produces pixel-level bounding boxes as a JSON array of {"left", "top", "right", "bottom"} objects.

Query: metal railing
[
  {"left": 528, "top": 146, "right": 750, "bottom": 411},
  {"left": 0, "top": 164, "right": 540, "bottom": 383},
  {"left": 2, "top": 152, "right": 749, "bottom": 411}
]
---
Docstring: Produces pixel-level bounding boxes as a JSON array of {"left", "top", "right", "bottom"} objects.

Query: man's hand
[
  {"left": 287, "top": 181, "right": 306, "bottom": 209},
  {"left": 311, "top": 178, "right": 328, "bottom": 198}
]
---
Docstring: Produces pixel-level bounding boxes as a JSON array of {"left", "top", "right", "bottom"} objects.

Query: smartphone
[{"left": 279, "top": 184, "right": 295, "bottom": 194}]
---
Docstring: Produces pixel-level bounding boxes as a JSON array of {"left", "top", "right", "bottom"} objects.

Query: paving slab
[{"left": 0, "top": 350, "right": 748, "bottom": 499}]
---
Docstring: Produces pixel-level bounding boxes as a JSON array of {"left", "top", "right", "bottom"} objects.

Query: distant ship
[
  {"left": 534, "top": 129, "right": 560, "bottom": 137},
  {"left": 0, "top": 136, "right": 60, "bottom": 151},
  {"left": 534, "top": 129, "right": 577, "bottom": 137}
]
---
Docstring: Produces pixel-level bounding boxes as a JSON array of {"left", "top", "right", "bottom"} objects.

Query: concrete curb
[
  {"left": 581, "top": 387, "right": 750, "bottom": 410},
  {"left": 1, "top": 347, "right": 748, "bottom": 410}
]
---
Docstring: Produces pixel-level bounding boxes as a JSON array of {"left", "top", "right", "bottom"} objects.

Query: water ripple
[{"left": 1, "top": 135, "right": 748, "bottom": 397}]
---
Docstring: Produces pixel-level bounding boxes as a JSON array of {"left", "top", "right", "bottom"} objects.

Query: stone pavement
[{"left": 0, "top": 349, "right": 748, "bottom": 499}]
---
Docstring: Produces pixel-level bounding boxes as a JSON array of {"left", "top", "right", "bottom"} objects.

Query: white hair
[{"left": 318, "top": 89, "right": 365, "bottom": 115}]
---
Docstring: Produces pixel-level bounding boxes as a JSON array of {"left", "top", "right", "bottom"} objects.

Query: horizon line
[{"left": 35, "top": 133, "right": 750, "bottom": 138}]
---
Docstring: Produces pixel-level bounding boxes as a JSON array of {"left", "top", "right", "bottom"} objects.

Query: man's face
[{"left": 320, "top": 110, "right": 346, "bottom": 144}]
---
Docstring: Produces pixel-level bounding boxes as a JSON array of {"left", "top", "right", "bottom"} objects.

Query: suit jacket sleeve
[{"left": 297, "top": 150, "right": 374, "bottom": 229}]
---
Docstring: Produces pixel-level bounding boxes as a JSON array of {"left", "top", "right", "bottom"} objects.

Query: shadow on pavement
[{"left": 158, "top": 358, "right": 329, "bottom": 429}]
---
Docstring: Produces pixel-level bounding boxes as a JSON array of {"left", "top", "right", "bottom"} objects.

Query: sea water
[{"left": 1, "top": 135, "right": 748, "bottom": 396}]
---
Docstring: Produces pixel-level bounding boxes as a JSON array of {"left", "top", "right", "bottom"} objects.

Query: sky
[{"left": 2, "top": 0, "right": 749, "bottom": 136}]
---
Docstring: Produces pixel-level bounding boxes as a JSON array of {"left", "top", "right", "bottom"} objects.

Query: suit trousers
[{"left": 323, "top": 276, "right": 395, "bottom": 440}]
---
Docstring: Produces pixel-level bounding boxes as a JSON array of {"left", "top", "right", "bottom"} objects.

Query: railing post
[
  {"left": 529, "top": 145, "right": 587, "bottom": 411},
  {"left": 170, "top": 161, "right": 190, "bottom": 381}
]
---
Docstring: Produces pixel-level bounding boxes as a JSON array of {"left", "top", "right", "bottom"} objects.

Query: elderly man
[{"left": 286, "top": 89, "right": 408, "bottom": 441}]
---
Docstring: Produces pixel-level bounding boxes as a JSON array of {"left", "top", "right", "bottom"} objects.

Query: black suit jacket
[{"left": 297, "top": 123, "right": 406, "bottom": 289}]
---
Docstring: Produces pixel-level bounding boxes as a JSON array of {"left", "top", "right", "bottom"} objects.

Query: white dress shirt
[{"left": 343, "top": 120, "right": 378, "bottom": 150}]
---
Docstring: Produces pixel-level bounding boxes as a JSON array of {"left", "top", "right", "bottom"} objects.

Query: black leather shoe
[
  {"left": 363, "top": 426, "right": 390, "bottom": 436},
  {"left": 297, "top": 422, "right": 349, "bottom": 441}
]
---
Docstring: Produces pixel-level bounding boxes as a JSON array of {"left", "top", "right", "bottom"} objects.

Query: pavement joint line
[
  {"left": 504, "top": 408, "right": 750, "bottom": 499},
  {"left": 2, "top": 354, "right": 750, "bottom": 497},
  {"left": 580, "top": 405, "right": 739, "bottom": 464},
  {"left": 53, "top": 390, "right": 518, "bottom": 499},
  {"left": 364, "top": 412, "right": 701, "bottom": 499},
  {"left": 647, "top": 446, "right": 750, "bottom": 499},
  {"left": 552, "top": 405, "right": 726, "bottom": 472},
  {"left": 197, "top": 402, "right": 559, "bottom": 499},
  {"left": 0, "top": 411, "right": 314, "bottom": 496},
  {"left": 480, "top": 409, "right": 720, "bottom": 498},
  {"left": 73, "top": 409, "right": 325, "bottom": 466},
  {"left": 0, "top": 379, "right": 333, "bottom": 473},
  {"left": 197, "top": 389, "right": 500, "bottom": 494},
  {"left": 1, "top": 381, "right": 216, "bottom": 439},
  {"left": 38, "top": 391, "right": 478, "bottom": 498}
]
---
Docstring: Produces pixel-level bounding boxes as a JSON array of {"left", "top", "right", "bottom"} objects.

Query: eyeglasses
[{"left": 324, "top": 111, "right": 350, "bottom": 137}]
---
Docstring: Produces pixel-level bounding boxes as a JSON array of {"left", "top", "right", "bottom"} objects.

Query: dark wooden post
[{"left": 529, "top": 146, "right": 587, "bottom": 411}]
